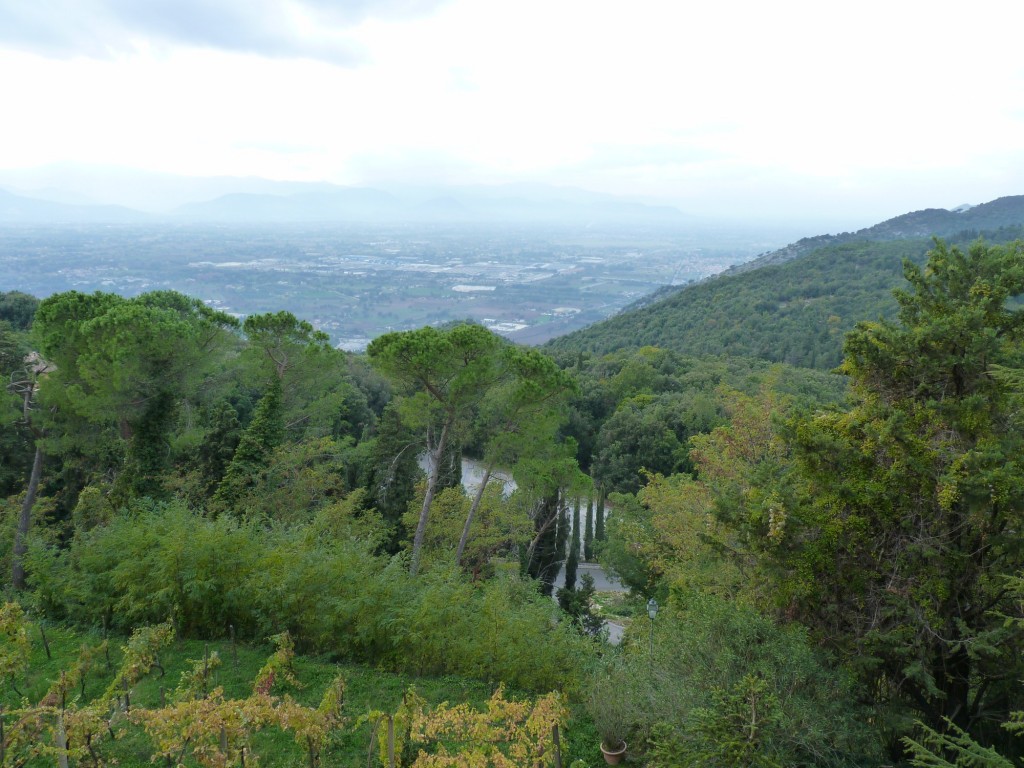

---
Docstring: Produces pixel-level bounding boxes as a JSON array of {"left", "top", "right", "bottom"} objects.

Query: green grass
[{"left": 2, "top": 619, "right": 601, "bottom": 766}]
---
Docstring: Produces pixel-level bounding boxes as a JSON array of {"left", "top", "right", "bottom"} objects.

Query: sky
[{"left": 1, "top": 0, "right": 1022, "bottom": 226}]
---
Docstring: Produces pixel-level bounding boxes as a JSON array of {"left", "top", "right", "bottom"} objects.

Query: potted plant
[{"left": 582, "top": 657, "right": 634, "bottom": 764}]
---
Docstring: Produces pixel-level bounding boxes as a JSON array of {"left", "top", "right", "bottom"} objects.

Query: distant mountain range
[
  {"left": 0, "top": 187, "right": 150, "bottom": 224},
  {"left": 0, "top": 167, "right": 694, "bottom": 226},
  {"left": 545, "top": 195, "right": 1024, "bottom": 368},
  {"left": 171, "top": 186, "right": 692, "bottom": 225}
]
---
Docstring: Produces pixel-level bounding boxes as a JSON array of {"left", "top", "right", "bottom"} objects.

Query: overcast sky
[{"left": 1, "top": 0, "right": 1022, "bottom": 226}]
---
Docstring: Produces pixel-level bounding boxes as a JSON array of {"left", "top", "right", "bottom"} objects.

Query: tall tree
[
  {"left": 241, "top": 311, "right": 371, "bottom": 443},
  {"left": 776, "top": 240, "right": 1024, "bottom": 750},
  {"left": 7, "top": 348, "right": 52, "bottom": 590},
  {"left": 364, "top": 402, "right": 423, "bottom": 551},
  {"left": 0, "top": 322, "right": 33, "bottom": 497},
  {"left": 564, "top": 497, "right": 581, "bottom": 591},
  {"left": 33, "top": 291, "right": 237, "bottom": 500},
  {"left": 367, "top": 324, "right": 505, "bottom": 575},
  {"left": 211, "top": 376, "right": 284, "bottom": 513},
  {"left": 525, "top": 491, "right": 561, "bottom": 596},
  {"left": 455, "top": 347, "right": 577, "bottom": 566},
  {"left": 584, "top": 499, "right": 594, "bottom": 561}
]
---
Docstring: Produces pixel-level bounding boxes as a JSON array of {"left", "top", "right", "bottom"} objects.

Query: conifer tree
[
  {"left": 564, "top": 497, "right": 581, "bottom": 591},
  {"left": 365, "top": 402, "right": 422, "bottom": 552},
  {"left": 555, "top": 495, "right": 569, "bottom": 566},
  {"left": 212, "top": 377, "right": 283, "bottom": 513},
  {"left": 772, "top": 240, "right": 1024, "bottom": 747},
  {"left": 583, "top": 498, "right": 594, "bottom": 561},
  {"left": 196, "top": 399, "right": 242, "bottom": 492},
  {"left": 368, "top": 323, "right": 506, "bottom": 575},
  {"left": 526, "top": 492, "right": 561, "bottom": 596}
]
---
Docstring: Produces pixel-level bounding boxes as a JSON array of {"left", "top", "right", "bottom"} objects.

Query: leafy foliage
[
  {"left": 615, "top": 594, "right": 877, "bottom": 767},
  {"left": 27, "top": 501, "right": 587, "bottom": 692},
  {"left": 368, "top": 323, "right": 508, "bottom": 575},
  {"left": 774, "top": 241, "right": 1024, "bottom": 748},
  {"left": 0, "top": 601, "right": 31, "bottom": 691}
]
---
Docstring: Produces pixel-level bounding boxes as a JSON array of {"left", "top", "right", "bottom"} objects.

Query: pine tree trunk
[
  {"left": 12, "top": 444, "right": 43, "bottom": 590},
  {"left": 410, "top": 420, "right": 450, "bottom": 576},
  {"left": 456, "top": 463, "right": 493, "bottom": 566}
]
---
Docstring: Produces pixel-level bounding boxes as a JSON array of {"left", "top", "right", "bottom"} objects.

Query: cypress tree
[
  {"left": 595, "top": 489, "right": 606, "bottom": 541},
  {"left": 584, "top": 498, "right": 594, "bottom": 561},
  {"left": 565, "top": 497, "right": 581, "bottom": 591},
  {"left": 555, "top": 493, "right": 569, "bottom": 564},
  {"left": 119, "top": 389, "right": 177, "bottom": 500},
  {"left": 572, "top": 497, "right": 581, "bottom": 556}
]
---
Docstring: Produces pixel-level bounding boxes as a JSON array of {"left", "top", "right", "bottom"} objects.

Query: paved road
[{"left": 553, "top": 562, "right": 625, "bottom": 592}]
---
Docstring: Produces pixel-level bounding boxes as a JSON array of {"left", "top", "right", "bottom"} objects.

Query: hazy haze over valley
[
  {"left": 0, "top": 218, "right": 802, "bottom": 347},
  {"left": 0, "top": 0, "right": 1022, "bottom": 347}
]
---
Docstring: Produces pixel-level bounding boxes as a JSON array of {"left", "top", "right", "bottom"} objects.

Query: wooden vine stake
[{"left": 366, "top": 717, "right": 380, "bottom": 768}]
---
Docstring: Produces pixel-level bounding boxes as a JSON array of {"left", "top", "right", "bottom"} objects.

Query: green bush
[
  {"left": 618, "top": 592, "right": 880, "bottom": 767},
  {"left": 26, "top": 501, "right": 589, "bottom": 693}
]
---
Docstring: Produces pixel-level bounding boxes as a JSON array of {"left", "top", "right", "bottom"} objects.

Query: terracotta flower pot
[{"left": 600, "top": 740, "right": 627, "bottom": 764}]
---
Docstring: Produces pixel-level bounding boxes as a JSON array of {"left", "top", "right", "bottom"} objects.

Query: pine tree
[{"left": 526, "top": 492, "right": 561, "bottom": 597}]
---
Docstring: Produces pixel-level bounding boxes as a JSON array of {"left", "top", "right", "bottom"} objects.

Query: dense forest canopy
[{"left": 3, "top": 235, "right": 1024, "bottom": 766}]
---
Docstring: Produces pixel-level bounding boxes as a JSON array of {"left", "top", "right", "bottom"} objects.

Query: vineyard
[{"left": 0, "top": 604, "right": 582, "bottom": 767}]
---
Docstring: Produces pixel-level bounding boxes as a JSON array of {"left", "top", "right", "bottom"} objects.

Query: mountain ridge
[
  {"left": 723, "top": 194, "right": 1024, "bottom": 275},
  {"left": 624, "top": 195, "right": 1024, "bottom": 312},
  {"left": 544, "top": 195, "right": 1024, "bottom": 368},
  {"left": 0, "top": 178, "right": 694, "bottom": 226}
]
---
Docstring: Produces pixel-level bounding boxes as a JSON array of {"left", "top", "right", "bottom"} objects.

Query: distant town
[{"left": 0, "top": 221, "right": 788, "bottom": 348}]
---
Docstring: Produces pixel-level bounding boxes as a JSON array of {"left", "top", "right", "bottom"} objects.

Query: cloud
[{"left": 0, "top": 0, "right": 446, "bottom": 63}]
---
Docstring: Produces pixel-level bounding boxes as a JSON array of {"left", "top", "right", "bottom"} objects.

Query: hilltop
[{"left": 719, "top": 194, "right": 1024, "bottom": 275}]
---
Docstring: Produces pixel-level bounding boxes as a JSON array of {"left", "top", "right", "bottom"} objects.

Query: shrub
[
  {"left": 27, "top": 501, "right": 590, "bottom": 693},
  {"left": 617, "top": 593, "right": 880, "bottom": 767}
]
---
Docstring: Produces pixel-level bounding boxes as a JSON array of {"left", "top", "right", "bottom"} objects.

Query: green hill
[{"left": 546, "top": 197, "right": 1024, "bottom": 369}]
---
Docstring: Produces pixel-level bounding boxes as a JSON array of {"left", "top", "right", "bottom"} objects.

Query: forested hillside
[
  {"left": 547, "top": 225, "right": 1024, "bottom": 368},
  {"left": 722, "top": 193, "right": 1024, "bottom": 275},
  {"left": 3, "top": 237, "right": 1024, "bottom": 766}
]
